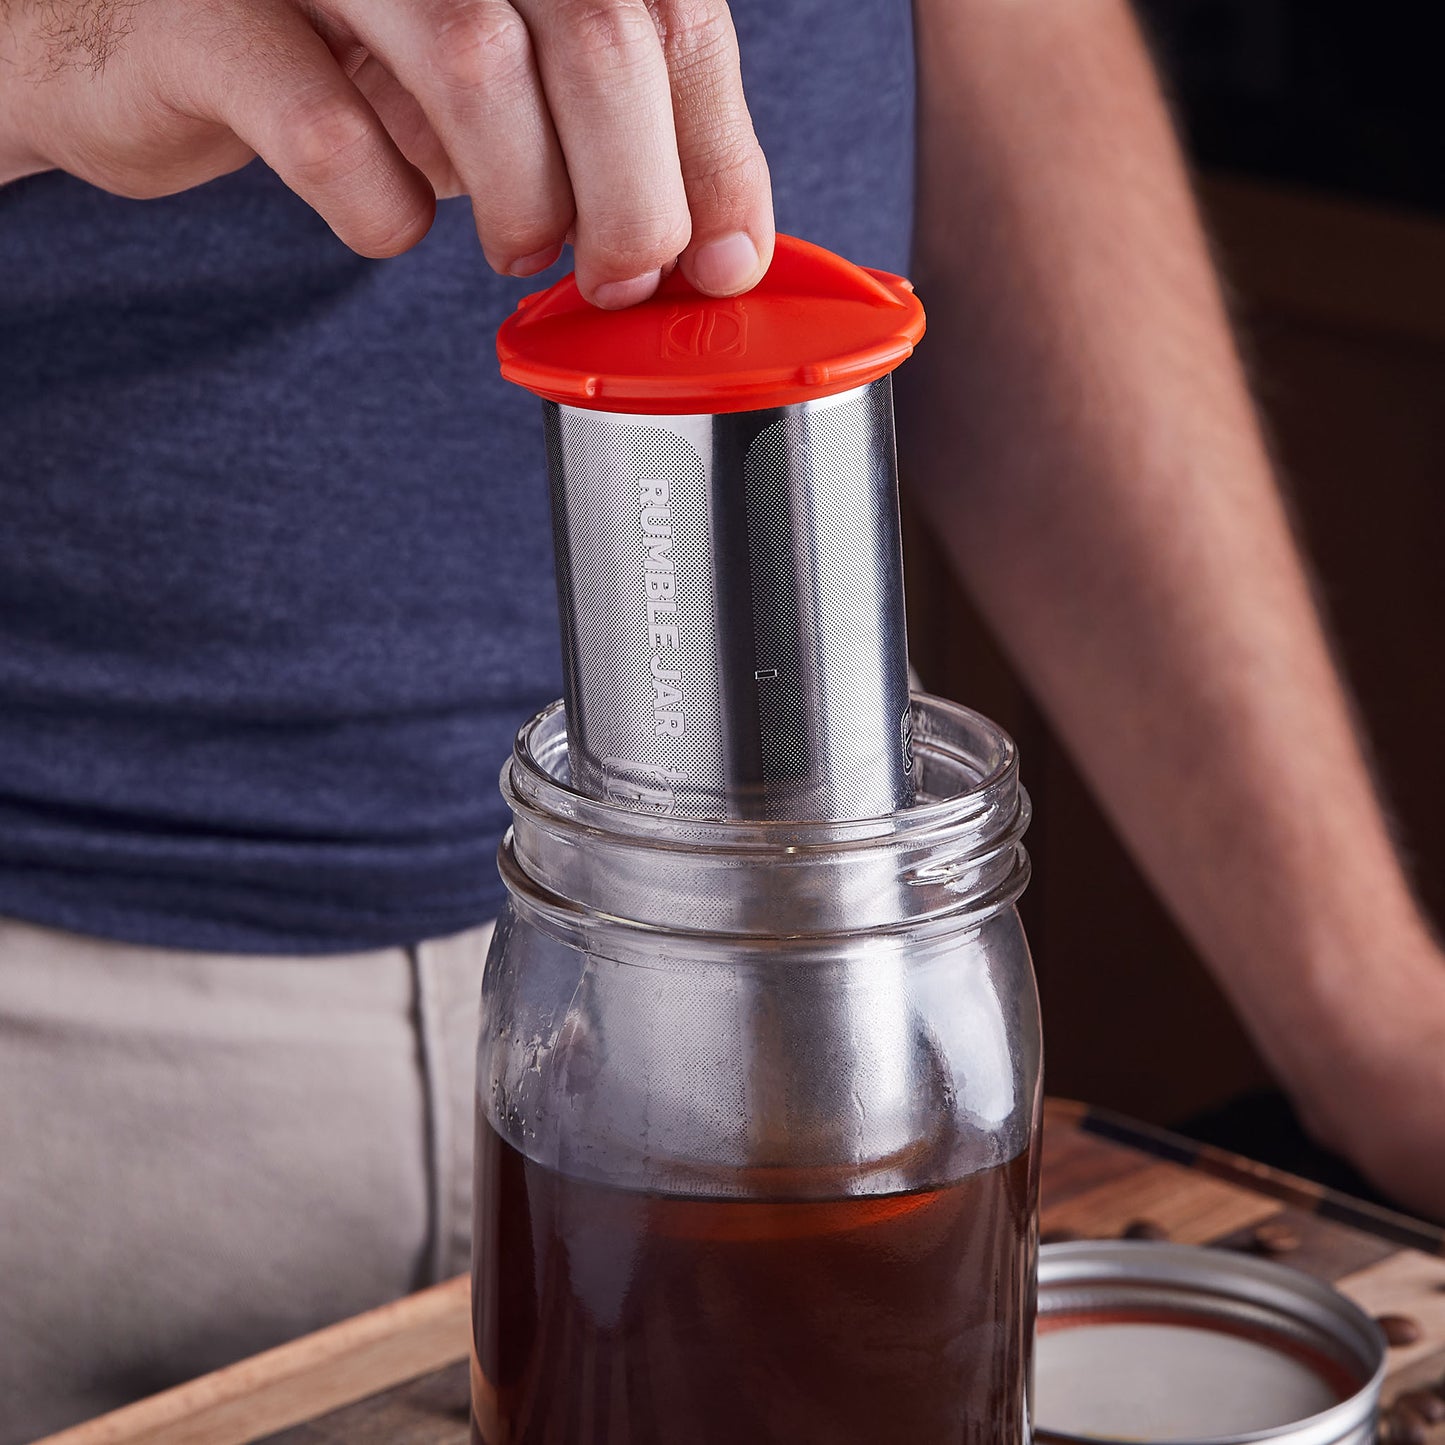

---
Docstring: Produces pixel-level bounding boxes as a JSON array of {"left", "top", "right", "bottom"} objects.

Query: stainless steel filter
[{"left": 545, "top": 376, "right": 914, "bottom": 820}]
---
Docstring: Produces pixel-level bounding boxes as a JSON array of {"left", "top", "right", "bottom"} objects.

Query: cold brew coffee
[{"left": 471, "top": 1121, "right": 1036, "bottom": 1445}]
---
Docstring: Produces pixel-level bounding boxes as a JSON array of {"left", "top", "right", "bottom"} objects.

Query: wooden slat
[
  {"left": 1208, "top": 1205, "right": 1398, "bottom": 1284},
  {"left": 1041, "top": 1159, "right": 1280, "bottom": 1244},
  {"left": 1074, "top": 1104, "right": 1445, "bottom": 1256},
  {"left": 1041, "top": 1097, "right": 1087, "bottom": 1129},
  {"left": 33, "top": 1277, "right": 470, "bottom": 1445},
  {"left": 1038, "top": 1114, "right": 1152, "bottom": 1206},
  {"left": 258, "top": 1362, "right": 470, "bottom": 1445},
  {"left": 1337, "top": 1250, "right": 1445, "bottom": 1375}
]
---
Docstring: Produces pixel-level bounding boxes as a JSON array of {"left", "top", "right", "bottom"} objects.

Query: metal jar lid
[{"left": 1034, "top": 1241, "right": 1387, "bottom": 1444}]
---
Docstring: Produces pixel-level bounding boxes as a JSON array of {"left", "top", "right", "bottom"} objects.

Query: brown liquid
[{"left": 471, "top": 1120, "right": 1036, "bottom": 1444}]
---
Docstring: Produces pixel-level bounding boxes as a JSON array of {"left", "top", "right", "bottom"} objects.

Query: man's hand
[{"left": 0, "top": 0, "right": 773, "bottom": 305}]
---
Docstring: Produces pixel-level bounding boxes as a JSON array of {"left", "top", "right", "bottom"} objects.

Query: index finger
[{"left": 185, "top": 8, "right": 435, "bottom": 258}]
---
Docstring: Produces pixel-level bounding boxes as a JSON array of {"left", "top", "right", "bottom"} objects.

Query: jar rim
[
  {"left": 500, "top": 693, "right": 1029, "bottom": 936},
  {"left": 504, "top": 692, "right": 1019, "bottom": 855}
]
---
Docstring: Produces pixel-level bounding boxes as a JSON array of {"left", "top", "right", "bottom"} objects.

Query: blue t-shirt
[{"left": 0, "top": 0, "right": 915, "bottom": 952}]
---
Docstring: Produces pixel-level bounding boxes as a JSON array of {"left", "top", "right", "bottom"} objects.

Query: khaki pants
[{"left": 0, "top": 915, "right": 493, "bottom": 1444}]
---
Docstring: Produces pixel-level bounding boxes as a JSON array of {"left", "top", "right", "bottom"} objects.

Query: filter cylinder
[
  {"left": 499, "top": 235, "right": 927, "bottom": 822},
  {"left": 545, "top": 379, "right": 912, "bottom": 818}
]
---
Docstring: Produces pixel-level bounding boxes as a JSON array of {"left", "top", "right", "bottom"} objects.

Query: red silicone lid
[{"left": 497, "top": 234, "right": 925, "bottom": 414}]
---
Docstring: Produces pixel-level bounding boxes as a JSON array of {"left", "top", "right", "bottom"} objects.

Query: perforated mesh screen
[{"left": 547, "top": 382, "right": 911, "bottom": 821}]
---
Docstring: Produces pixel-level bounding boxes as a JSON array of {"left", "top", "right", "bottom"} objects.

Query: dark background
[
  {"left": 1142, "top": 0, "right": 1443, "bottom": 213},
  {"left": 903, "top": 1, "right": 1445, "bottom": 1170}
]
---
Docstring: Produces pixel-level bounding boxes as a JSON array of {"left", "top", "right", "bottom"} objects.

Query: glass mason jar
[{"left": 471, "top": 693, "right": 1042, "bottom": 1445}]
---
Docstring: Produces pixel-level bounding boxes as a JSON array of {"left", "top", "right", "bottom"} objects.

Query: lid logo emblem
[{"left": 663, "top": 302, "right": 749, "bottom": 360}]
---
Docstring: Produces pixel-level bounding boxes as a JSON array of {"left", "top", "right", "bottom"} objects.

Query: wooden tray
[{"left": 42, "top": 1100, "right": 1445, "bottom": 1445}]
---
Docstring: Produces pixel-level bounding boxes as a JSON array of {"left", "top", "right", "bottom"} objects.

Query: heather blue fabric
[{"left": 0, "top": 0, "right": 916, "bottom": 952}]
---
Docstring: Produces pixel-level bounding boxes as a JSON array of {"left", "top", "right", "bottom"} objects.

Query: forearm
[{"left": 899, "top": 0, "right": 1435, "bottom": 1091}]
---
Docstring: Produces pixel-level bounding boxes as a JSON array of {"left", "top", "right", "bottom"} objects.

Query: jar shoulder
[{"left": 479, "top": 906, "right": 1041, "bottom": 1198}]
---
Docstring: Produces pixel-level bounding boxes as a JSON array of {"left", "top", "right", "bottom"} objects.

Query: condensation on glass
[{"left": 470, "top": 694, "right": 1043, "bottom": 1445}]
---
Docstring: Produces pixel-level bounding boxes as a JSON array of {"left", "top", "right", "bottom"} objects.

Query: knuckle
[
  {"left": 428, "top": 1, "right": 533, "bottom": 95},
  {"left": 690, "top": 136, "right": 768, "bottom": 210},
  {"left": 589, "top": 206, "right": 691, "bottom": 273},
  {"left": 364, "top": 204, "right": 434, "bottom": 259},
  {"left": 280, "top": 91, "right": 377, "bottom": 184},
  {"left": 553, "top": 0, "right": 657, "bottom": 72},
  {"left": 481, "top": 212, "right": 570, "bottom": 264},
  {"left": 497, "top": 218, "right": 569, "bottom": 255},
  {"left": 654, "top": 0, "right": 732, "bottom": 68}
]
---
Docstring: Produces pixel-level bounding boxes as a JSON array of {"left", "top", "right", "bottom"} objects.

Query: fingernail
[
  {"left": 593, "top": 270, "right": 662, "bottom": 309},
  {"left": 509, "top": 245, "right": 562, "bottom": 278},
  {"left": 689, "top": 232, "right": 761, "bottom": 295}
]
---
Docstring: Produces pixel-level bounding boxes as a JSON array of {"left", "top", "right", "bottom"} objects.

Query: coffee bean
[
  {"left": 1387, "top": 1405, "right": 1428, "bottom": 1445},
  {"left": 1249, "top": 1221, "right": 1301, "bottom": 1256},
  {"left": 1122, "top": 1219, "right": 1169, "bottom": 1242},
  {"left": 1399, "top": 1390, "right": 1445, "bottom": 1424},
  {"left": 1040, "top": 1227, "right": 1083, "bottom": 1245},
  {"left": 1377, "top": 1313, "right": 1424, "bottom": 1348}
]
